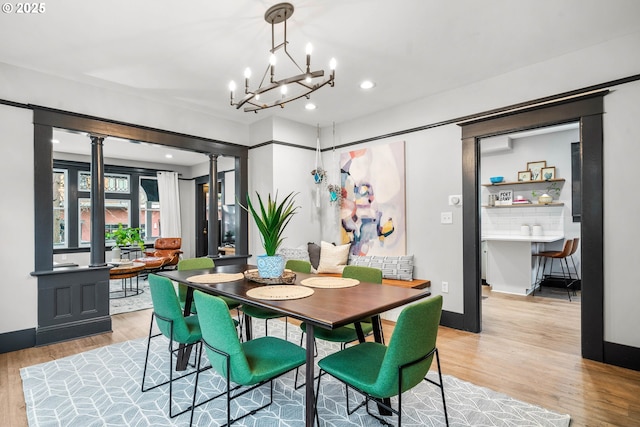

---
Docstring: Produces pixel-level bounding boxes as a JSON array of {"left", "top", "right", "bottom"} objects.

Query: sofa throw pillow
[
  {"left": 307, "top": 242, "right": 322, "bottom": 270},
  {"left": 349, "top": 254, "right": 414, "bottom": 281},
  {"left": 277, "top": 246, "right": 311, "bottom": 263},
  {"left": 317, "top": 241, "right": 350, "bottom": 274}
]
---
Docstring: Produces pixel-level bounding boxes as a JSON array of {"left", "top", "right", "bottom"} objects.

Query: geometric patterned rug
[{"left": 21, "top": 320, "right": 571, "bottom": 427}]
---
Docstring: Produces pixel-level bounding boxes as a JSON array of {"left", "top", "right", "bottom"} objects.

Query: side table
[{"left": 109, "top": 262, "right": 146, "bottom": 299}]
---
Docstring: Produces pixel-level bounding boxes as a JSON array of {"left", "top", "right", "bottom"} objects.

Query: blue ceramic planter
[{"left": 256, "top": 254, "right": 286, "bottom": 278}]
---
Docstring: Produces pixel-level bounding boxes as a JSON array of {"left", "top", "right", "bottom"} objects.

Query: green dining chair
[
  {"left": 240, "top": 259, "right": 310, "bottom": 340},
  {"left": 189, "top": 291, "right": 306, "bottom": 427},
  {"left": 141, "top": 274, "right": 203, "bottom": 418},
  {"left": 317, "top": 295, "right": 448, "bottom": 426},
  {"left": 294, "top": 265, "right": 381, "bottom": 388},
  {"left": 299, "top": 265, "right": 382, "bottom": 350},
  {"left": 176, "top": 257, "right": 242, "bottom": 315},
  {"left": 285, "top": 259, "right": 312, "bottom": 274}
]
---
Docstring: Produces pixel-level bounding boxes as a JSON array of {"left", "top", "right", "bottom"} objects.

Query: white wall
[
  {"left": 320, "top": 126, "right": 465, "bottom": 313},
  {"left": 603, "top": 80, "right": 640, "bottom": 348},
  {"left": 0, "top": 105, "right": 37, "bottom": 334},
  {"left": 0, "top": 62, "right": 249, "bottom": 145}
]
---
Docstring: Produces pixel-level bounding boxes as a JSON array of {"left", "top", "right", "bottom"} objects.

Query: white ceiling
[{"left": 3, "top": 0, "right": 639, "bottom": 165}]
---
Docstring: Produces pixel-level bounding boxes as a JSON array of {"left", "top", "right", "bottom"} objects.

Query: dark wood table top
[{"left": 158, "top": 264, "right": 431, "bottom": 330}]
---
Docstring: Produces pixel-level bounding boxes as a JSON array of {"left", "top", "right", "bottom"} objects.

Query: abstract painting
[{"left": 340, "top": 140, "right": 406, "bottom": 256}]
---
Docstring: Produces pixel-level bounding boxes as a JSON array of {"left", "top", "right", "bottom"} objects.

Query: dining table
[{"left": 158, "top": 264, "right": 432, "bottom": 427}]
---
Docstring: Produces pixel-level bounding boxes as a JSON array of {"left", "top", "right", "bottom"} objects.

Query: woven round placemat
[
  {"left": 244, "top": 269, "right": 297, "bottom": 285},
  {"left": 186, "top": 273, "right": 245, "bottom": 283},
  {"left": 300, "top": 277, "right": 360, "bottom": 288},
  {"left": 246, "top": 285, "right": 314, "bottom": 300}
]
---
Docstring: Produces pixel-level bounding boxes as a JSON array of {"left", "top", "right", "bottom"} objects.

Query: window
[
  {"left": 139, "top": 177, "right": 161, "bottom": 241},
  {"left": 53, "top": 169, "right": 68, "bottom": 248},
  {"left": 79, "top": 198, "right": 131, "bottom": 246},
  {"left": 78, "top": 171, "right": 130, "bottom": 193},
  {"left": 54, "top": 159, "right": 160, "bottom": 251}
]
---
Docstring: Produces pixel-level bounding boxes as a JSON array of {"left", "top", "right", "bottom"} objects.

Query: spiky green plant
[{"left": 243, "top": 191, "right": 299, "bottom": 256}]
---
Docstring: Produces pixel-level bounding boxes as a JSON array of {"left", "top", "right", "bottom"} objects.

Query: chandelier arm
[
  {"left": 285, "top": 50, "right": 305, "bottom": 74},
  {"left": 234, "top": 70, "right": 326, "bottom": 109},
  {"left": 242, "top": 77, "right": 334, "bottom": 112}
]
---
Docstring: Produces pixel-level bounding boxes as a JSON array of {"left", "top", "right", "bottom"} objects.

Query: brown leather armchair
[{"left": 135, "top": 237, "right": 182, "bottom": 270}]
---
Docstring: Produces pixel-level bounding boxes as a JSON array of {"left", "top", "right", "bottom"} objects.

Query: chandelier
[{"left": 228, "top": 2, "right": 336, "bottom": 113}]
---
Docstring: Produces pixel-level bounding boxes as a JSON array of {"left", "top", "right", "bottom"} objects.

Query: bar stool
[{"left": 533, "top": 239, "right": 574, "bottom": 301}]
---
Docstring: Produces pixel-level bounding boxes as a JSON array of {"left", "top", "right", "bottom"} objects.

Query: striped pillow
[{"left": 348, "top": 255, "right": 414, "bottom": 281}]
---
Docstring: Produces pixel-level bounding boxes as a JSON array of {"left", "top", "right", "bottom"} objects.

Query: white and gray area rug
[
  {"left": 109, "top": 278, "right": 153, "bottom": 315},
  {"left": 21, "top": 320, "right": 570, "bottom": 427}
]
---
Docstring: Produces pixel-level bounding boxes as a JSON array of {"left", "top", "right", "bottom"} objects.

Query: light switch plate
[{"left": 441, "top": 211, "right": 453, "bottom": 224}]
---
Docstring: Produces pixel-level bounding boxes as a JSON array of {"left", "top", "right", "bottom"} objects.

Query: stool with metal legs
[{"left": 532, "top": 239, "right": 574, "bottom": 300}]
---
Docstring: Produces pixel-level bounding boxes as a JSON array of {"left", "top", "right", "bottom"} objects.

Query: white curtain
[{"left": 157, "top": 171, "right": 181, "bottom": 237}]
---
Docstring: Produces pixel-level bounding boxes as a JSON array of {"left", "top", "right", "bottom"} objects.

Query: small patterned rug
[
  {"left": 21, "top": 320, "right": 571, "bottom": 426},
  {"left": 109, "top": 278, "right": 153, "bottom": 315}
]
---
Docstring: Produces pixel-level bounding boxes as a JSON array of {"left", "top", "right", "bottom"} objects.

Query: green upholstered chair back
[
  {"left": 342, "top": 265, "right": 383, "bottom": 284},
  {"left": 193, "top": 291, "right": 253, "bottom": 384},
  {"left": 148, "top": 274, "right": 196, "bottom": 343},
  {"left": 374, "top": 295, "right": 443, "bottom": 397},
  {"left": 177, "top": 257, "right": 215, "bottom": 303},
  {"left": 285, "top": 259, "right": 312, "bottom": 273},
  {"left": 178, "top": 257, "right": 215, "bottom": 270}
]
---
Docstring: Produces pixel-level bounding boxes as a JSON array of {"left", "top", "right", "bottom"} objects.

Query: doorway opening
[{"left": 460, "top": 92, "right": 605, "bottom": 362}]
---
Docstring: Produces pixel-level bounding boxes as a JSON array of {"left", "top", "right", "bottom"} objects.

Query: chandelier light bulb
[
  {"left": 228, "top": 81, "right": 236, "bottom": 92},
  {"left": 306, "top": 43, "right": 313, "bottom": 55},
  {"left": 269, "top": 54, "right": 277, "bottom": 66},
  {"left": 281, "top": 85, "right": 288, "bottom": 95},
  {"left": 329, "top": 58, "right": 337, "bottom": 70},
  {"left": 244, "top": 68, "right": 251, "bottom": 79}
]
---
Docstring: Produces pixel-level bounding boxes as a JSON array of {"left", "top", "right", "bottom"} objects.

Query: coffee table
[{"left": 109, "top": 262, "right": 145, "bottom": 298}]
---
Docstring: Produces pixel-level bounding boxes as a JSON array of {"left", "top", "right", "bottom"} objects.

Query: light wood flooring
[{"left": 2, "top": 289, "right": 639, "bottom": 427}]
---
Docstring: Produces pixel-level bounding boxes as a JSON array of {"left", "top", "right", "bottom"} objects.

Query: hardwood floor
[{"left": 2, "top": 289, "right": 639, "bottom": 426}]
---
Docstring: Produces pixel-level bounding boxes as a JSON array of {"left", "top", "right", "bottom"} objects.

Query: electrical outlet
[
  {"left": 442, "top": 281, "right": 449, "bottom": 293},
  {"left": 441, "top": 211, "right": 453, "bottom": 224}
]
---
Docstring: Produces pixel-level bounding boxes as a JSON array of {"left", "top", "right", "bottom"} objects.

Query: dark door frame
[
  {"left": 195, "top": 176, "right": 209, "bottom": 257},
  {"left": 459, "top": 92, "right": 606, "bottom": 362}
]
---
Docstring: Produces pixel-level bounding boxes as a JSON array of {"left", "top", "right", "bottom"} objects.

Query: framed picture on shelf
[
  {"left": 517, "top": 170, "right": 532, "bottom": 181},
  {"left": 541, "top": 166, "right": 556, "bottom": 180},
  {"left": 496, "top": 189, "right": 513, "bottom": 206},
  {"left": 527, "top": 160, "right": 547, "bottom": 180}
]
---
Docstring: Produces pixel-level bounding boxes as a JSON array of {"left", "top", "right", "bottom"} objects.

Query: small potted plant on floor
[
  {"left": 106, "top": 224, "right": 146, "bottom": 260},
  {"left": 243, "top": 191, "right": 299, "bottom": 278}
]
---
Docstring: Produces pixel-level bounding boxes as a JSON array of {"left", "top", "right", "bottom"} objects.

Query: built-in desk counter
[{"left": 482, "top": 235, "right": 563, "bottom": 295}]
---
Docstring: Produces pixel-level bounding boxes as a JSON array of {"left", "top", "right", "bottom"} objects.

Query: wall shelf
[
  {"left": 482, "top": 178, "right": 565, "bottom": 187},
  {"left": 482, "top": 202, "right": 564, "bottom": 208}
]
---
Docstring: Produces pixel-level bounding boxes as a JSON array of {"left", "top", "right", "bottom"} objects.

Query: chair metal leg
[{"left": 141, "top": 312, "right": 200, "bottom": 418}]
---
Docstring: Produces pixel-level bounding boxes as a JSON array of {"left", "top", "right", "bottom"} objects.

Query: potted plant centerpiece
[
  {"left": 105, "top": 223, "right": 146, "bottom": 261},
  {"left": 243, "top": 191, "right": 299, "bottom": 278}
]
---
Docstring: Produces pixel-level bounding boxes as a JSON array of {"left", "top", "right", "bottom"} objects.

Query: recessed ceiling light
[
  {"left": 305, "top": 103, "right": 317, "bottom": 110},
  {"left": 51, "top": 139, "right": 60, "bottom": 144},
  {"left": 360, "top": 80, "right": 376, "bottom": 90},
  {"left": 165, "top": 154, "right": 173, "bottom": 159}
]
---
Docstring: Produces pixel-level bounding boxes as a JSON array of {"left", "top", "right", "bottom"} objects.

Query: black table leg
[
  {"left": 305, "top": 323, "right": 315, "bottom": 427},
  {"left": 244, "top": 312, "right": 253, "bottom": 341}
]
